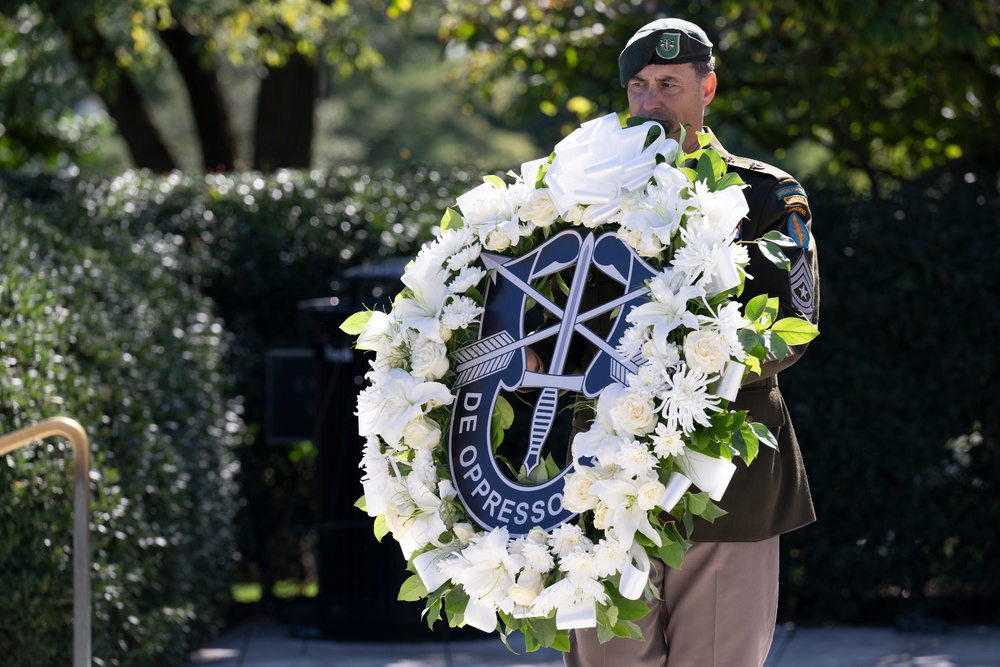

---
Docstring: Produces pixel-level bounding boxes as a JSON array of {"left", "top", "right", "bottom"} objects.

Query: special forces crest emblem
[{"left": 448, "top": 229, "right": 659, "bottom": 536}]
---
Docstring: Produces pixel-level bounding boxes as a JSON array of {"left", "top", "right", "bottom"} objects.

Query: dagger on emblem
[{"left": 521, "top": 233, "right": 596, "bottom": 475}]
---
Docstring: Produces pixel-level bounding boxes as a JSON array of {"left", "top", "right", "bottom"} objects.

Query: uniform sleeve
[{"left": 740, "top": 175, "right": 820, "bottom": 384}]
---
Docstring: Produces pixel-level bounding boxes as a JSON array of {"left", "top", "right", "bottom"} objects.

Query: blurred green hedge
[
  {"left": 0, "top": 185, "right": 242, "bottom": 665},
  {"left": 1, "top": 162, "right": 997, "bottom": 667}
]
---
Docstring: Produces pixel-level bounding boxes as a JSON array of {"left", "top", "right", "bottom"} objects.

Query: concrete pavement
[{"left": 185, "top": 621, "right": 1000, "bottom": 667}]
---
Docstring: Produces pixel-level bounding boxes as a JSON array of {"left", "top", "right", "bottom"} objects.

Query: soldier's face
[{"left": 627, "top": 63, "right": 716, "bottom": 152}]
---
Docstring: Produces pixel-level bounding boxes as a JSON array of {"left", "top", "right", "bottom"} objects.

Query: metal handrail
[{"left": 0, "top": 417, "right": 91, "bottom": 667}]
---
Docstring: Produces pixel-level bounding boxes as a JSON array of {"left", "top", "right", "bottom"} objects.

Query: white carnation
[{"left": 440, "top": 295, "right": 483, "bottom": 331}]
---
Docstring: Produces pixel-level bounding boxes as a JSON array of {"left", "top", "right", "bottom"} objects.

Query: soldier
[{"left": 562, "top": 17, "right": 821, "bottom": 667}]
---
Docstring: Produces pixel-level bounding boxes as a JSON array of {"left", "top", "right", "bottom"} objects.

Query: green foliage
[
  {"left": 0, "top": 185, "right": 241, "bottom": 665},
  {"left": 0, "top": 9, "right": 115, "bottom": 171},
  {"left": 439, "top": 0, "right": 1000, "bottom": 189},
  {"left": 779, "top": 168, "right": 1000, "bottom": 624}
]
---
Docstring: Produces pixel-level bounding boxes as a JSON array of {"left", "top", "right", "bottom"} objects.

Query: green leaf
[
  {"left": 440, "top": 207, "right": 464, "bottom": 232},
  {"left": 339, "top": 310, "right": 373, "bottom": 335},
  {"left": 655, "top": 538, "right": 687, "bottom": 570},
  {"left": 770, "top": 317, "right": 820, "bottom": 345},
  {"left": 483, "top": 174, "right": 507, "bottom": 189},
  {"left": 612, "top": 619, "right": 645, "bottom": 640},
  {"left": 734, "top": 422, "right": 759, "bottom": 463},
  {"left": 750, "top": 421, "right": 779, "bottom": 451},
  {"left": 373, "top": 514, "right": 389, "bottom": 542},
  {"left": 764, "top": 329, "right": 790, "bottom": 361},
  {"left": 354, "top": 495, "right": 367, "bottom": 512},
  {"left": 761, "top": 230, "right": 798, "bottom": 247},
  {"left": 758, "top": 240, "right": 791, "bottom": 270},
  {"left": 743, "top": 294, "right": 770, "bottom": 322},
  {"left": 398, "top": 574, "right": 428, "bottom": 602},
  {"left": 613, "top": 595, "right": 653, "bottom": 622},
  {"left": 493, "top": 394, "right": 515, "bottom": 429}
]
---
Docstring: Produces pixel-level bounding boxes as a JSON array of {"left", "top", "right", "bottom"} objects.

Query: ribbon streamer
[
  {"left": 619, "top": 545, "right": 651, "bottom": 600},
  {"left": 679, "top": 449, "right": 737, "bottom": 501},
  {"left": 658, "top": 471, "right": 693, "bottom": 512},
  {"left": 712, "top": 360, "right": 745, "bottom": 402},
  {"left": 555, "top": 597, "right": 598, "bottom": 630}
]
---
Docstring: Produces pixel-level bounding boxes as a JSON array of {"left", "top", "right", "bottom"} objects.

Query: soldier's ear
[{"left": 701, "top": 71, "right": 717, "bottom": 107}]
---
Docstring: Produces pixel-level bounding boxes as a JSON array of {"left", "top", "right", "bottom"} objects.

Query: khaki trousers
[{"left": 565, "top": 537, "right": 780, "bottom": 667}]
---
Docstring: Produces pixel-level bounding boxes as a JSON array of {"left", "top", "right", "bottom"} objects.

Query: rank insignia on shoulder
[{"left": 787, "top": 211, "right": 810, "bottom": 248}]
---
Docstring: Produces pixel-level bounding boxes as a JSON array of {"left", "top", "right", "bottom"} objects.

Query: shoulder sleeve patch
[
  {"left": 787, "top": 211, "right": 810, "bottom": 248},
  {"left": 775, "top": 184, "right": 807, "bottom": 201}
]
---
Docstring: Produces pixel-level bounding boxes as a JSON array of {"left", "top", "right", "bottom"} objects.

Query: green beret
[{"left": 618, "top": 18, "right": 713, "bottom": 86}]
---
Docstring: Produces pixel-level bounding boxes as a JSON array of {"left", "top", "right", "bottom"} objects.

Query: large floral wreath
[{"left": 341, "top": 113, "right": 817, "bottom": 651}]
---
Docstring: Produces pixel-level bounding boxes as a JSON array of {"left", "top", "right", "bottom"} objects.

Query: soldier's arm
[{"left": 740, "top": 175, "right": 820, "bottom": 385}]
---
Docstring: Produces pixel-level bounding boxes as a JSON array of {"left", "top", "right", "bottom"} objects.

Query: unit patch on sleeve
[{"left": 786, "top": 211, "right": 810, "bottom": 249}]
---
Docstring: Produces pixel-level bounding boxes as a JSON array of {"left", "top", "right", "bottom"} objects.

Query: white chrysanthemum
[
  {"left": 658, "top": 363, "right": 721, "bottom": 434},
  {"left": 613, "top": 439, "right": 659, "bottom": 479},
  {"left": 617, "top": 323, "right": 648, "bottom": 360},
  {"left": 440, "top": 295, "right": 483, "bottom": 331},
  {"left": 628, "top": 361, "right": 669, "bottom": 398},
  {"left": 449, "top": 265, "right": 486, "bottom": 294},
  {"left": 446, "top": 242, "right": 482, "bottom": 273},
  {"left": 643, "top": 339, "right": 681, "bottom": 375},
  {"left": 519, "top": 540, "right": 555, "bottom": 574},
  {"left": 558, "top": 549, "right": 601, "bottom": 581},
  {"left": 593, "top": 538, "right": 630, "bottom": 577},
  {"left": 651, "top": 422, "right": 686, "bottom": 458},
  {"left": 548, "top": 522, "right": 592, "bottom": 558}
]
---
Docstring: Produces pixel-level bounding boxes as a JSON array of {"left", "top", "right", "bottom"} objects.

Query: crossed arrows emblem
[{"left": 452, "top": 230, "right": 659, "bottom": 474}]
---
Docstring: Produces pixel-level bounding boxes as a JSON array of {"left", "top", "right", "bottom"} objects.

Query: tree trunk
[
  {"left": 252, "top": 53, "right": 317, "bottom": 172},
  {"left": 158, "top": 17, "right": 238, "bottom": 172},
  {"left": 56, "top": 13, "right": 177, "bottom": 173}
]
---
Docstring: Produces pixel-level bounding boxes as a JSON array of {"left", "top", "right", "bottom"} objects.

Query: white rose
[
  {"left": 592, "top": 502, "right": 610, "bottom": 530},
  {"left": 401, "top": 416, "right": 442, "bottom": 452},
  {"left": 410, "top": 339, "right": 449, "bottom": 379},
  {"left": 636, "top": 480, "right": 667, "bottom": 511},
  {"left": 609, "top": 391, "right": 658, "bottom": 435},
  {"left": 508, "top": 583, "right": 539, "bottom": 607},
  {"left": 562, "top": 469, "right": 600, "bottom": 513},
  {"left": 518, "top": 188, "right": 560, "bottom": 227},
  {"left": 683, "top": 329, "right": 729, "bottom": 375},
  {"left": 481, "top": 228, "right": 511, "bottom": 251}
]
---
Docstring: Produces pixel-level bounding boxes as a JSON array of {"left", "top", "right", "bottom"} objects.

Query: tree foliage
[
  {"left": 0, "top": 0, "right": 412, "bottom": 172},
  {"left": 439, "top": 0, "right": 1000, "bottom": 190}
]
